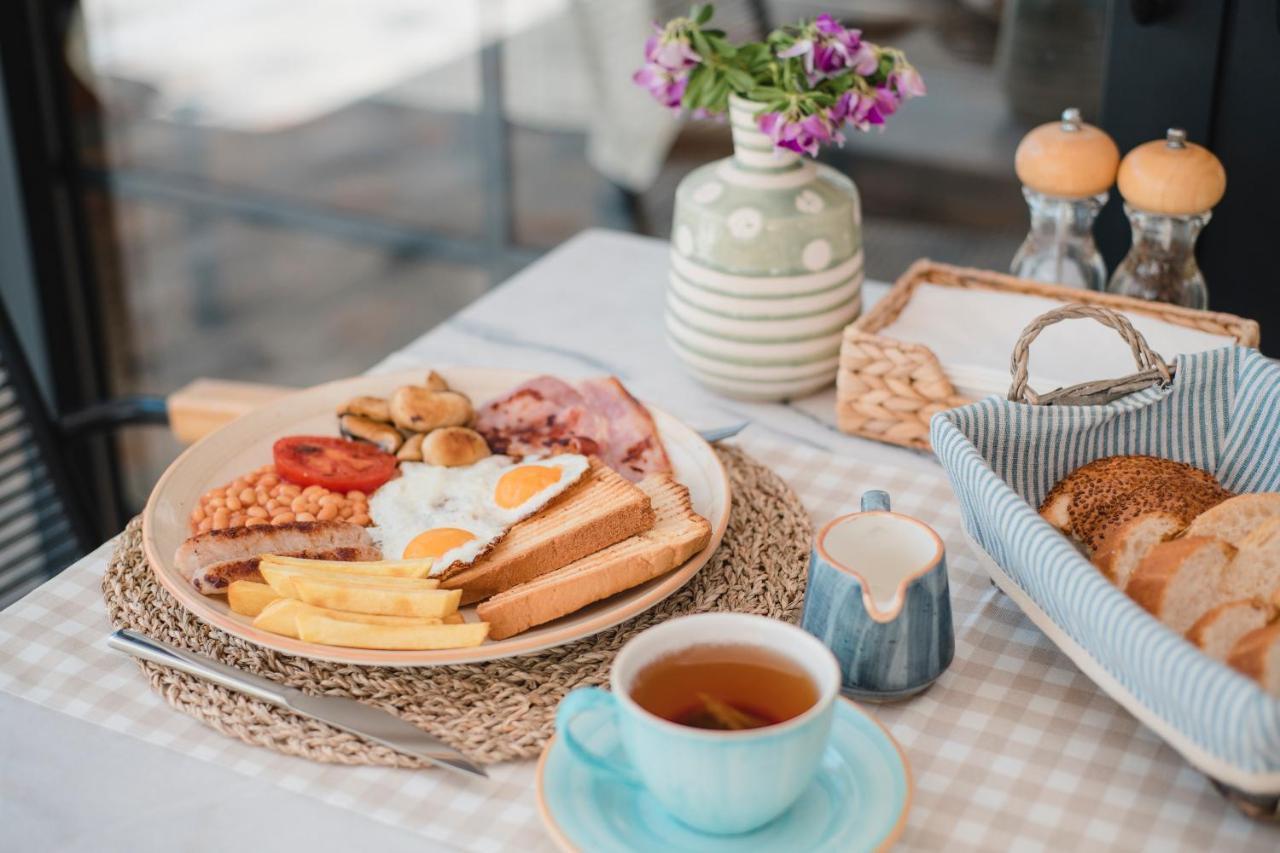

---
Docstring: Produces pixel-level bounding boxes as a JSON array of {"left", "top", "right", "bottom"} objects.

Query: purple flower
[
  {"left": 634, "top": 22, "right": 701, "bottom": 111},
  {"left": 643, "top": 24, "right": 700, "bottom": 72},
  {"left": 892, "top": 66, "right": 927, "bottom": 98},
  {"left": 779, "top": 14, "right": 874, "bottom": 81},
  {"left": 757, "top": 105, "right": 844, "bottom": 157},
  {"left": 633, "top": 63, "right": 688, "bottom": 110}
]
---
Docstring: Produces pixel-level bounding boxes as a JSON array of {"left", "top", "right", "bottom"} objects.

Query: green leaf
[
  {"left": 694, "top": 4, "right": 713, "bottom": 25},
  {"left": 690, "top": 30, "right": 713, "bottom": 60},
  {"left": 723, "top": 67, "right": 755, "bottom": 91}
]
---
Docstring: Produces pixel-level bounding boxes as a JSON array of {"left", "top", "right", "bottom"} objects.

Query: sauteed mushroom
[
  {"left": 339, "top": 414, "right": 404, "bottom": 454},
  {"left": 337, "top": 395, "right": 392, "bottom": 423},
  {"left": 390, "top": 386, "right": 473, "bottom": 433}
]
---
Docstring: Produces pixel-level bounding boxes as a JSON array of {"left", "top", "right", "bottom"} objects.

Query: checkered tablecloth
[{"left": 0, "top": 431, "right": 1273, "bottom": 850}]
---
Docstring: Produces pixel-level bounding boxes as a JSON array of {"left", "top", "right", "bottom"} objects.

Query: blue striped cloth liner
[{"left": 931, "top": 346, "right": 1280, "bottom": 776}]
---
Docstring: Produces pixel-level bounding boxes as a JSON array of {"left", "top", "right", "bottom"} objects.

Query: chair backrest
[{"left": 0, "top": 299, "right": 93, "bottom": 607}]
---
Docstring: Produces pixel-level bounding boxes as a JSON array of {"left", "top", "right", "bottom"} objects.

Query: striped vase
[{"left": 666, "top": 95, "right": 863, "bottom": 401}]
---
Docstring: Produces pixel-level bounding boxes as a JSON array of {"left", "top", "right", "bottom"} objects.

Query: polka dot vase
[{"left": 667, "top": 95, "right": 863, "bottom": 401}]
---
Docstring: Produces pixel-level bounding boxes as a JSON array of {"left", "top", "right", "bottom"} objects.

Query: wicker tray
[{"left": 836, "top": 260, "right": 1261, "bottom": 450}]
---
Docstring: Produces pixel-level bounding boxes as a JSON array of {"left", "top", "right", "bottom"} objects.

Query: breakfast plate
[
  {"left": 142, "top": 367, "right": 731, "bottom": 666},
  {"left": 535, "top": 697, "right": 913, "bottom": 852}
]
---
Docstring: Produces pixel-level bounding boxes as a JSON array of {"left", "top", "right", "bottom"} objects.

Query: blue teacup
[
  {"left": 801, "top": 490, "right": 954, "bottom": 701},
  {"left": 554, "top": 613, "right": 841, "bottom": 835}
]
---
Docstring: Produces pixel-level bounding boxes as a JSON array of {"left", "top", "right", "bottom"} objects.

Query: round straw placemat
[{"left": 101, "top": 445, "right": 811, "bottom": 767}]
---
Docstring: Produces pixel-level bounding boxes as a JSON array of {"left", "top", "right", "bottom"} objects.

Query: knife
[
  {"left": 107, "top": 628, "right": 487, "bottom": 779},
  {"left": 699, "top": 422, "right": 749, "bottom": 443}
]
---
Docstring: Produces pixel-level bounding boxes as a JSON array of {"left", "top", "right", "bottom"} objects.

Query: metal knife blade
[
  {"left": 107, "top": 628, "right": 487, "bottom": 779},
  {"left": 698, "top": 422, "right": 749, "bottom": 443}
]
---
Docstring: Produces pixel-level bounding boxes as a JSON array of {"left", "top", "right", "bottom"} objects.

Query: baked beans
[{"left": 190, "top": 464, "right": 371, "bottom": 534}]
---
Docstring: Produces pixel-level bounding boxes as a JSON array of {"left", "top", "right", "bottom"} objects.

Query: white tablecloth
[{"left": 2, "top": 230, "right": 1274, "bottom": 851}]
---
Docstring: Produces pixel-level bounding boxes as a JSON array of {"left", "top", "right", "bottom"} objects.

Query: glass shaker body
[
  {"left": 1010, "top": 188, "right": 1107, "bottom": 290},
  {"left": 1106, "top": 205, "right": 1209, "bottom": 309}
]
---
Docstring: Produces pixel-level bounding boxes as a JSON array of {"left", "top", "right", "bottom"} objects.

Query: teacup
[
  {"left": 801, "top": 490, "right": 954, "bottom": 701},
  {"left": 554, "top": 612, "right": 841, "bottom": 835}
]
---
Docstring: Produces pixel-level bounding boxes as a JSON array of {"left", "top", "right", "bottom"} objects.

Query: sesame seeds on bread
[{"left": 1049, "top": 456, "right": 1229, "bottom": 553}]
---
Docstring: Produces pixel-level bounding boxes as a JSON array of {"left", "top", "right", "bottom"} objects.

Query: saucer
[{"left": 535, "top": 696, "right": 912, "bottom": 852}]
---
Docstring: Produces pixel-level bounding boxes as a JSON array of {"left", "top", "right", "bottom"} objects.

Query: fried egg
[{"left": 368, "top": 454, "right": 589, "bottom": 575}]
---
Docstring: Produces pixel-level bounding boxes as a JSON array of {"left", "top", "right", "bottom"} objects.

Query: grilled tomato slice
[{"left": 272, "top": 436, "right": 396, "bottom": 494}]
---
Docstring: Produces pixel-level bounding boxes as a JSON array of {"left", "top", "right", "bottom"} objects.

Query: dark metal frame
[{"left": 1100, "top": 1, "right": 1279, "bottom": 345}]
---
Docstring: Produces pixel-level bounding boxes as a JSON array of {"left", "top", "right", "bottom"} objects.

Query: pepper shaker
[
  {"left": 1107, "top": 128, "right": 1226, "bottom": 309},
  {"left": 1011, "top": 107, "right": 1120, "bottom": 290}
]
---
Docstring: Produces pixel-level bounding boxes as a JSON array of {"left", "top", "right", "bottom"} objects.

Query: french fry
[
  {"left": 289, "top": 577, "right": 462, "bottom": 618},
  {"left": 252, "top": 599, "right": 460, "bottom": 639},
  {"left": 228, "top": 580, "right": 281, "bottom": 617},
  {"left": 258, "top": 554, "right": 435, "bottom": 580},
  {"left": 259, "top": 565, "right": 439, "bottom": 599},
  {"left": 254, "top": 599, "right": 305, "bottom": 638},
  {"left": 295, "top": 611, "right": 490, "bottom": 650}
]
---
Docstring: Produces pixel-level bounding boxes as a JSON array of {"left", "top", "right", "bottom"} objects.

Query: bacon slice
[
  {"left": 579, "top": 377, "right": 672, "bottom": 481},
  {"left": 476, "top": 375, "right": 671, "bottom": 482},
  {"left": 474, "top": 376, "right": 606, "bottom": 458}
]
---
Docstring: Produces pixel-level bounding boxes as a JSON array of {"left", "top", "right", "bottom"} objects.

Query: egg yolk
[
  {"left": 495, "top": 465, "right": 562, "bottom": 509},
  {"left": 403, "top": 527, "right": 476, "bottom": 559}
]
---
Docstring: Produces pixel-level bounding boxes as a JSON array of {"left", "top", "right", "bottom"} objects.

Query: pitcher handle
[
  {"left": 555, "top": 688, "right": 643, "bottom": 786},
  {"left": 861, "top": 490, "right": 891, "bottom": 512}
]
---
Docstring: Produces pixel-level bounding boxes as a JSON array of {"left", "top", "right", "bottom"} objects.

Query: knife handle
[{"left": 108, "top": 628, "right": 295, "bottom": 707}]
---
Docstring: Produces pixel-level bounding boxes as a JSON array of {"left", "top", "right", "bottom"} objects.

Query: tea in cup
[{"left": 554, "top": 612, "right": 841, "bottom": 835}]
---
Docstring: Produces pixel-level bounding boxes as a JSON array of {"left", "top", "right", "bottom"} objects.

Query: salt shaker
[
  {"left": 1011, "top": 108, "right": 1119, "bottom": 290},
  {"left": 1107, "top": 128, "right": 1226, "bottom": 309}
]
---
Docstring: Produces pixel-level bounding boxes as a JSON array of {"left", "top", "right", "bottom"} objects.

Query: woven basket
[{"left": 836, "top": 260, "right": 1261, "bottom": 450}]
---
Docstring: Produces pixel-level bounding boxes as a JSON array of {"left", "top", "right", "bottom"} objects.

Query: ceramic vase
[{"left": 666, "top": 95, "right": 864, "bottom": 401}]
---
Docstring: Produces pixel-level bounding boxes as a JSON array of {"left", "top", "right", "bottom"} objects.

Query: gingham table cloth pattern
[{"left": 0, "top": 431, "right": 1274, "bottom": 851}]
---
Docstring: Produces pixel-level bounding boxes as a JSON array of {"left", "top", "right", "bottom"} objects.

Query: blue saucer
[{"left": 535, "top": 697, "right": 912, "bottom": 852}]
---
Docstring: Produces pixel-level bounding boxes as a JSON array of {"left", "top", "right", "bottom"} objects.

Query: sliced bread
[
  {"left": 1092, "top": 511, "right": 1184, "bottom": 591},
  {"left": 1186, "top": 600, "right": 1277, "bottom": 661},
  {"left": 1220, "top": 517, "right": 1280, "bottom": 602},
  {"left": 476, "top": 474, "right": 711, "bottom": 640},
  {"left": 1227, "top": 622, "right": 1280, "bottom": 697},
  {"left": 1074, "top": 476, "right": 1229, "bottom": 554},
  {"left": 1039, "top": 455, "right": 1227, "bottom": 552},
  {"left": 442, "top": 458, "right": 655, "bottom": 603},
  {"left": 1127, "top": 537, "right": 1236, "bottom": 634},
  {"left": 1184, "top": 493, "right": 1280, "bottom": 548}
]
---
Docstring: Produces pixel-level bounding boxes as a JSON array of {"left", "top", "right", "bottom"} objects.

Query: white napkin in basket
[{"left": 878, "top": 284, "right": 1235, "bottom": 399}]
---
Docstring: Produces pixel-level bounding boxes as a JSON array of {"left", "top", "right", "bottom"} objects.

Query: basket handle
[{"left": 1008, "top": 304, "right": 1175, "bottom": 405}]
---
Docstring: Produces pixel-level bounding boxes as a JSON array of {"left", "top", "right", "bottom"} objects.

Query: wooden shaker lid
[
  {"left": 1015, "top": 108, "right": 1120, "bottom": 198},
  {"left": 1117, "top": 128, "right": 1226, "bottom": 215}
]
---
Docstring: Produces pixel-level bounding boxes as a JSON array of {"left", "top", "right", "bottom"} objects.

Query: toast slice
[
  {"left": 1185, "top": 493, "right": 1280, "bottom": 548},
  {"left": 1227, "top": 622, "right": 1280, "bottom": 696},
  {"left": 1092, "top": 511, "right": 1184, "bottom": 591},
  {"left": 1187, "top": 600, "right": 1277, "bottom": 661},
  {"left": 1127, "top": 537, "right": 1236, "bottom": 634},
  {"left": 1220, "top": 517, "right": 1280, "bottom": 601},
  {"left": 442, "top": 458, "right": 655, "bottom": 603},
  {"left": 476, "top": 474, "right": 711, "bottom": 640}
]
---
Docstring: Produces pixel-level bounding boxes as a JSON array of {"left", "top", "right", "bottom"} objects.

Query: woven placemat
[{"left": 101, "top": 445, "right": 811, "bottom": 767}]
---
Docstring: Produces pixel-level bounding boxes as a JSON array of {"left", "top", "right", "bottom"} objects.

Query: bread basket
[{"left": 931, "top": 305, "right": 1280, "bottom": 818}]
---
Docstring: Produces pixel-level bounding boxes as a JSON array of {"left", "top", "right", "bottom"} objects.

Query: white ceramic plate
[{"left": 142, "top": 368, "right": 732, "bottom": 666}]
